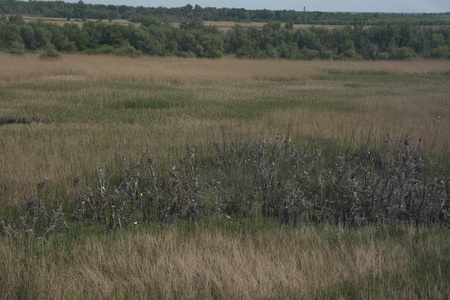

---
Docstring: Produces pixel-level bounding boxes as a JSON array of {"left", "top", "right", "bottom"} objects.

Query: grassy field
[
  {"left": 0, "top": 53, "right": 449, "bottom": 298},
  {"left": 0, "top": 53, "right": 449, "bottom": 204}
]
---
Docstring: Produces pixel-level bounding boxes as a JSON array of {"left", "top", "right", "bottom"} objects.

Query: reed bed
[
  {"left": 0, "top": 53, "right": 449, "bottom": 204},
  {"left": 1, "top": 53, "right": 450, "bottom": 83}
]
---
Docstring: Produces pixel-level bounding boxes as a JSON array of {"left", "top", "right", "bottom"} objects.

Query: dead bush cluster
[
  {"left": 209, "top": 134, "right": 448, "bottom": 228},
  {"left": 0, "top": 178, "right": 68, "bottom": 240},
  {"left": 1, "top": 134, "right": 448, "bottom": 238},
  {"left": 72, "top": 147, "right": 202, "bottom": 230}
]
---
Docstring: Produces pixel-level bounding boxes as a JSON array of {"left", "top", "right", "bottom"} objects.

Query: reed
[{"left": 0, "top": 53, "right": 449, "bottom": 206}]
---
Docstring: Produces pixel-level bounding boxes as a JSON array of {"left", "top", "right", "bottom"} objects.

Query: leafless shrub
[
  {"left": 70, "top": 147, "right": 206, "bottom": 230},
  {"left": 2, "top": 133, "right": 448, "bottom": 238},
  {"left": 208, "top": 134, "right": 448, "bottom": 228},
  {"left": 0, "top": 178, "right": 68, "bottom": 240},
  {"left": 141, "top": 155, "right": 160, "bottom": 223}
]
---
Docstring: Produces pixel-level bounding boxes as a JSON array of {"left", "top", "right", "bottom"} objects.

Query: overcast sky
[{"left": 63, "top": 1, "right": 450, "bottom": 13}]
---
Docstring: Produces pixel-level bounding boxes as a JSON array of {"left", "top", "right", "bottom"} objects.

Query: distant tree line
[
  {"left": 1, "top": 15, "right": 449, "bottom": 59},
  {"left": 226, "top": 21, "right": 450, "bottom": 59},
  {"left": 1, "top": 0, "right": 449, "bottom": 25}
]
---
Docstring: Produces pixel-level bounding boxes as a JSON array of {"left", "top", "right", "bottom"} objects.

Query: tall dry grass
[
  {"left": 0, "top": 222, "right": 448, "bottom": 299},
  {"left": 2, "top": 53, "right": 449, "bottom": 83},
  {"left": 0, "top": 53, "right": 449, "bottom": 204}
]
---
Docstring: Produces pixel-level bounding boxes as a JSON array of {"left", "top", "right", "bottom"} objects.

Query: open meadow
[
  {"left": 0, "top": 53, "right": 449, "bottom": 203},
  {"left": 0, "top": 53, "right": 449, "bottom": 298}
]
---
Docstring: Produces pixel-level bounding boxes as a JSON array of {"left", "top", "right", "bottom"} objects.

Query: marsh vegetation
[{"left": 0, "top": 54, "right": 449, "bottom": 298}]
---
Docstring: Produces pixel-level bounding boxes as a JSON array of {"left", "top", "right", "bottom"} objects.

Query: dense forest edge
[{"left": 0, "top": 0, "right": 449, "bottom": 59}]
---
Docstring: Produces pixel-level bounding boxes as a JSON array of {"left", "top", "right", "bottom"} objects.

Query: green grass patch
[
  {"left": 221, "top": 99, "right": 296, "bottom": 119},
  {"left": 327, "top": 69, "right": 391, "bottom": 76},
  {"left": 343, "top": 82, "right": 363, "bottom": 88},
  {"left": 109, "top": 97, "right": 176, "bottom": 110},
  {"left": 322, "top": 70, "right": 450, "bottom": 87},
  {"left": 253, "top": 76, "right": 302, "bottom": 82},
  {"left": 11, "top": 80, "right": 90, "bottom": 93},
  {"left": 220, "top": 96, "right": 357, "bottom": 119}
]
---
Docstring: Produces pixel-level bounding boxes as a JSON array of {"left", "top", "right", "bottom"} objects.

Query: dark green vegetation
[
  {"left": 1, "top": 0, "right": 449, "bottom": 24},
  {"left": 1, "top": 14, "right": 450, "bottom": 59},
  {"left": 226, "top": 21, "right": 450, "bottom": 59},
  {"left": 1, "top": 1, "right": 450, "bottom": 59}
]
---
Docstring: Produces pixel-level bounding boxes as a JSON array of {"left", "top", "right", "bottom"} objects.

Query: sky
[{"left": 62, "top": 0, "right": 450, "bottom": 13}]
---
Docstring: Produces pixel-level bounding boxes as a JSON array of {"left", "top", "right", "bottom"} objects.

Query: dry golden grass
[
  {"left": 2, "top": 53, "right": 449, "bottom": 83},
  {"left": 0, "top": 223, "right": 448, "bottom": 299},
  {"left": 268, "top": 93, "right": 449, "bottom": 152},
  {"left": 0, "top": 53, "right": 449, "bottom": 204},
  {"left": 0, "top": 53, "right": 323, "bottom": 83}
]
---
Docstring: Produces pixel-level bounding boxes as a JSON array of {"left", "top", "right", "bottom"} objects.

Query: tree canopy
[
  {"left": 0, "top": 0, "right": 449, "bottom": 25},
  {"left": 1, "top": 1, "right": 449, "bottom": 60}
]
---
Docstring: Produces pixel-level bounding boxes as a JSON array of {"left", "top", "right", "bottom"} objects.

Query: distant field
[
  {"left": 17, "top": 15, "right": 349, "bottom": 30},
  {"left": 15, "top": 16, "right": 450, "bottom": 31},
  {"left": 188, "top": 21, "right": 347, "bottom": 31},
  {"left": 18, "top": 15, "right": 136, "bottom": 27},
  {"left": 11, "top": 15, "right": 450, "bottom": 36}
]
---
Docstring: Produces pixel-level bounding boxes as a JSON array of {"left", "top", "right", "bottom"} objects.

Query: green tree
[
  {"left": 284, "top": 20, "right": 294, "bottom": 30},
  {"left": 20, "top": 24, "right": 36, "bottom": 50},
  {"left": 343, "top": 39, "right": 356, "bottom": 58},
  {"left": 62, "top": 23, "right": 88, "bottom": 50},
  {"left": 200, "top": 33, "right": 224, "bottom": 58},
  {"left": 224, "top": 24, "right": 247, "bottom": 54},
  {"left": 430, "top": 46, "right": 449, "bottom": 58}
]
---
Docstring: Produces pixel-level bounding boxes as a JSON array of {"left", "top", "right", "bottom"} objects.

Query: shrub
[
  {"left": 83, "top": 45, "right": 116, "bottom": 55},
  {"left": 431, "top": 46, "right": 450, "bottom": 59},
  {"left": 178, "top": 50, "right": 196, "bottom": 58},
  {"left": 8, "top": 41, "right": 26, "bottom": 55},
  {"left": 116, "top": 44, "right": 142, "bottom": 58},
  {"left": 39, "top": 43, "right": 61, "bottom": 60},
  {"left": 390, "top": 47, "right": 415, "bottom": 60}
]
